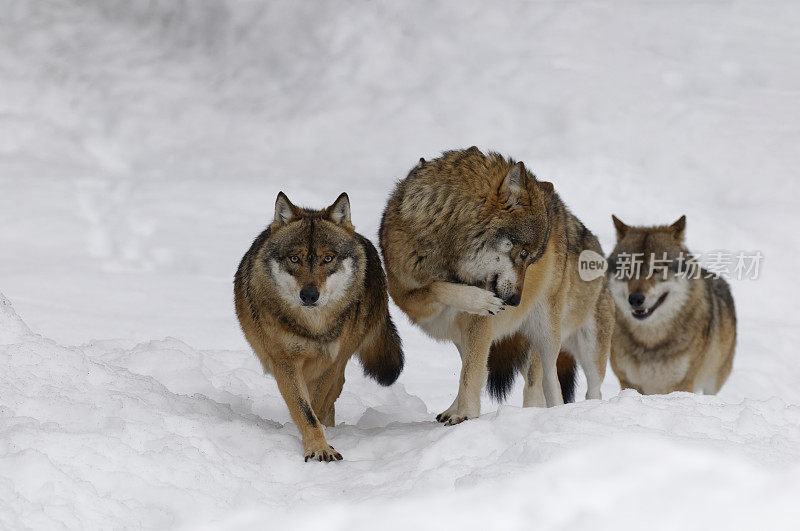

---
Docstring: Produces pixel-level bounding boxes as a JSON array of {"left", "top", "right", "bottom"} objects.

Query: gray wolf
[
  {"left": 379, "top": 147, "right": 612, "bottom": 424},
  {"left": 607, "top": 215, "right": 736, "bottom": 394},
  {"left": 234, "top": 192, "right": 403, "bottom": 461}
]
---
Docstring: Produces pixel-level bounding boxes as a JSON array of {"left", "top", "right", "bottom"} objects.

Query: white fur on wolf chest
[
  {"left": 625, "top": 352, "right": 691, "bottom": 394},
  {"left": 418, "top": 306, "right": 461, "bottom": 341}
]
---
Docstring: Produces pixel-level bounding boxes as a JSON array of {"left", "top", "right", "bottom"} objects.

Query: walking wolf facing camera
[
  {"left": 607, "top": 215, "right": 736, "bottom": 394},
  {"left": 234, "top": 192, "right": 404, "bottom": 461}
]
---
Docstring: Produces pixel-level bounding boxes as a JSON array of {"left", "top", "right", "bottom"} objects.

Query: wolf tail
[
  {"left": 487, "top": 333, "right": 529, "bottom": 401},
  {"left": 556, "top": 350, "right": 577, "bottom": 404},
  {"left": 358, "top": 311, "right": 404, "bottom": 386},
  {"left": 487, "top": 333, "right": 577, "bottom": 404}
]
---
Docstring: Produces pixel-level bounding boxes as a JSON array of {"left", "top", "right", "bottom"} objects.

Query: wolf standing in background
[
  {"left": 607, "top": 216, "right": 736, "bottom": 394},
  {"left": 380, "top": 147, "right": 612, "bottom": 424},
  {"left": 234, "top": 192, "right": 403, "bottom": 461}
]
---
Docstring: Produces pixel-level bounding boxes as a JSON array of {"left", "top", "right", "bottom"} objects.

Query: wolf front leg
[
  {"left": 272, "top": 359, "right": 343, "bottom": 462},
  {"left": 397, "top": 281, "right": 506, "bottom": 322},
  {"left": 436, "top": 342, "right": 467, "bottom": 423},
  {"left": 440, "top": 314, "right": 493, "bottom": 426},
  {"left": 431, "top": 282, "right": 506, "bottom": 316}
]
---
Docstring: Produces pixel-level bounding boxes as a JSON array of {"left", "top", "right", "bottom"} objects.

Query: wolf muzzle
[
  {"left": 299, "top": 285, "right": 320, "bottom": 306},
  {"left": 489, "top": 275, "right": 521, "bottom": 307}
]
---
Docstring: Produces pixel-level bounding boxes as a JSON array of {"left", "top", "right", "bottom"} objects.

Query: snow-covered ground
[{"left": 1, "top": 1, "right": 799, "bottom": 529}]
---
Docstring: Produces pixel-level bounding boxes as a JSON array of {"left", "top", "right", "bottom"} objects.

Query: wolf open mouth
[{"left": 632, "top": 292, "right": 668, "bottom": 320}]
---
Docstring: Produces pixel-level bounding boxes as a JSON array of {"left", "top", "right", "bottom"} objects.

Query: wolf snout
[
  {"left": 299, "top": 285, "right": 320, "bottom": 306},
  {"left": 492, "top": 275, "right": 521, "bottom": 307},
  {"left": 628, "top": 292, "right": 646, "bottom": 309}
]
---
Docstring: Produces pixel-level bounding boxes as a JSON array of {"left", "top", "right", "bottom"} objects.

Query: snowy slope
[
  {"left": 1, "top": 1, "right": 799, "bottom": 529},
  {"left": 3, "top": 295, "right": 800, "bottom": 530}
]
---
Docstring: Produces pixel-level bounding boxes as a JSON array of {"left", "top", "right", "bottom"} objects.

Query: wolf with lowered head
[{"left": 380, "top": 147, "right": 612, "bottom": 425}]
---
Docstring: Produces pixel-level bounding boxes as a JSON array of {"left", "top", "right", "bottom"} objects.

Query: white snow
[{"left": 1, "top": 1, "right": 799, "bottom": 529}]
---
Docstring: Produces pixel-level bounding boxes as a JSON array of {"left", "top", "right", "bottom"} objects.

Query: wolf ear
[
  {"left": 500, "top": 162, "right": 526, "bottom": 203},
  {"left": 327, "top": 192, "right": 353, "bottom": 228},
  {"left": 612, "top": 215, "right": 629, "bottom": 239},
  {"left": 670, "top": 215, "right": 686, "bottom": 241},
  {"left": 274, "top": 192, "right": 299, "bottom": 226},
  {"left": 537, "top": 180, "right": 554, "bottom": 194}
]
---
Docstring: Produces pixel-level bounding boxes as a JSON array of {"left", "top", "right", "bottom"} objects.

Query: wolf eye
[
  {"left": 289, "top": 255, "right": 300, "bottom": 263},
  {"left": 520, "top": 249, "right": 529, "bottom": 259},
  {"left": 323, "top": 255, "right": 334, "bottom": 263}
]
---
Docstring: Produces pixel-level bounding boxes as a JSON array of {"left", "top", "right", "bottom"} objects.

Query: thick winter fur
[
  {"left": 234, "top": 192, "right": 403, "bottom": 461},
  {"left": 379, "top": 147, "right": 612, "bottom": 424},
  {"left": 607, "top": 216, "right": 736, "bottom": 394}
]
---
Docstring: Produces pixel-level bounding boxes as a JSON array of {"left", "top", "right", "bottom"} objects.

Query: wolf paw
[
  {"left": 435, "top": 412, "right": 452, "bottom": 423},
  {"left": 436, "top": 400, "right": 458, "bottom": 423},
  {"left": 458, "top": 287, "right": 506, "bottom": 316},
  {"left": 436, "top": 411, "right": 472, "bottom": 426},
  {"left": 436, "top": 408, "right": 474, "bottom": 426},
  {"left": 303, "top": 442, "right": 343, "bottom": 463},
  {"left": 443, "top": 415, "right": 470, "bottom": 426}
]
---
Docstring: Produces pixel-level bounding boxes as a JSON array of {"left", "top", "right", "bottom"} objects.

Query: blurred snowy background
[{"left": 1, "top": 1, "right": 799, "bottom": 529}]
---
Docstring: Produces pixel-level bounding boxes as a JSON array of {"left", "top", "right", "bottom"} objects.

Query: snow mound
[
  {"left": 1, "top": 306, "right": 799, "bottom": 530},
  {"left": 0, "top": 292, "right": 32, "bottom": 344},
  {"left": 207, "top": 438, "right": 800, "bottom": 531}
]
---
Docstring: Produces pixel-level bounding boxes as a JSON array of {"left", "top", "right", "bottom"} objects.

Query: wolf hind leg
[
  {"left": 521, "top": 349, "right": 577, "bottom": 406},
  {"left": 320, "top": 405, "right": 335, "bottom": 427},
  {"left": 525, "top": 327, "right": 564, "bottom": 407},
  {"left": 521, "top": 351, "right": 546, "bottom": 407},
  {"left": 522, "top": 306, "right": 565, "bottom": 407},
  {"left": 567, "top": 293, "right": 612, "bottom": 400},
  {"left": 540, "top": 347, "right": 564, "bottom": 406},
  {"left": 312, "top": 361, "right": 346, "bottom": 428},
  {"left": 564, "top": 327, "right": 603, "bottom": 401}
]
